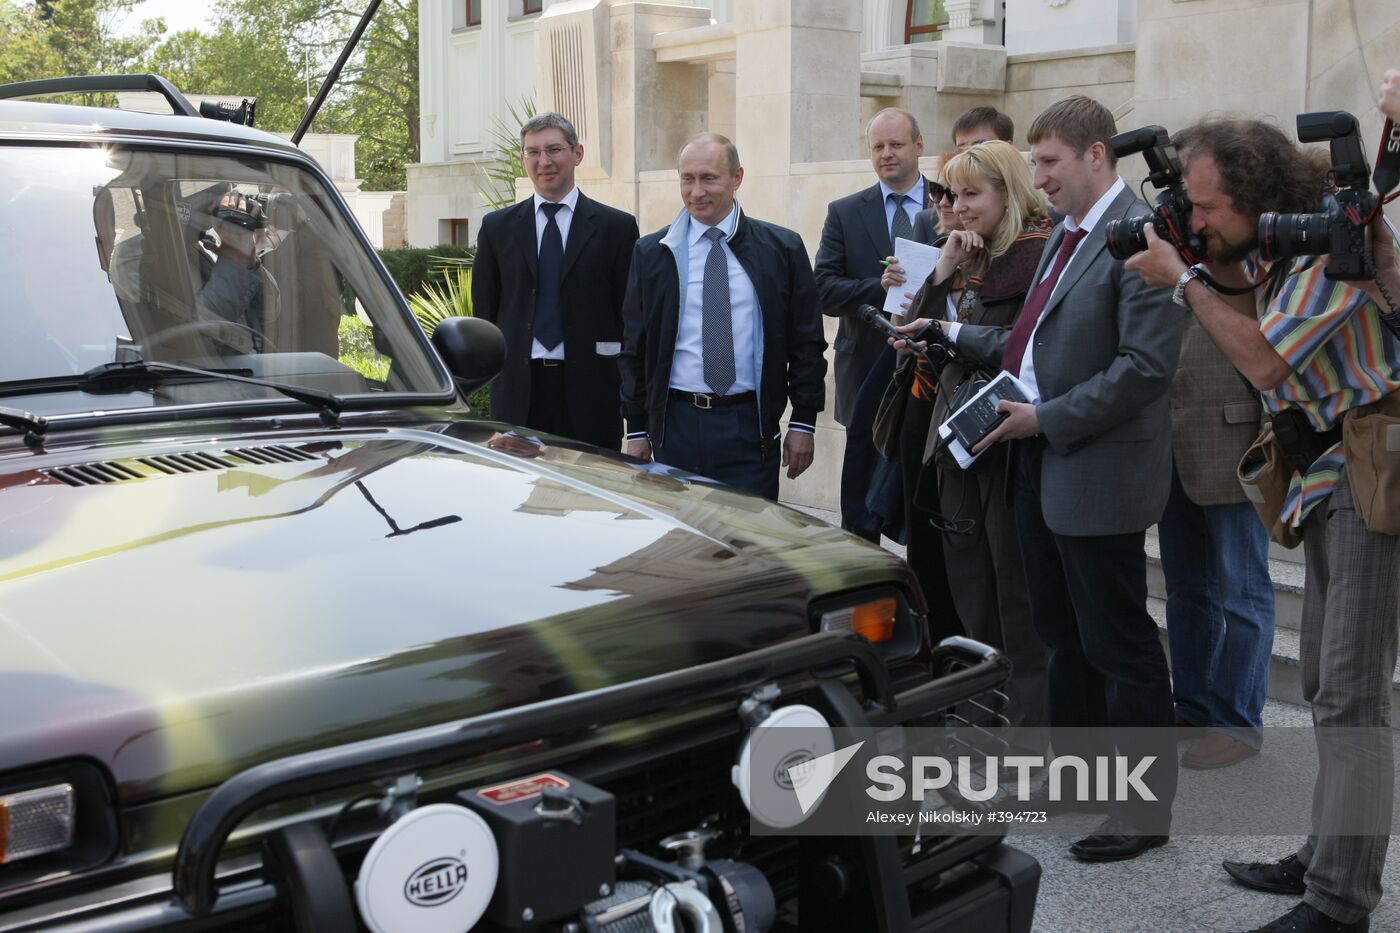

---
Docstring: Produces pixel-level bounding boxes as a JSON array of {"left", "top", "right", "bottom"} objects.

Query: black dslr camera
[
  {"left": 1105, "top": 126, "right": 1206, "bottom": 262},
  {"left": 1257, "top": 111, "right": 1375, "bottom": 281}
]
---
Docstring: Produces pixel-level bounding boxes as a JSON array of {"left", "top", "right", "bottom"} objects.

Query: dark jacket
[
  {"left": 472, "top": 191, "right": 640, "bottom": 448},
  {"left": 910, "top": 226, "right": 1051, "bottom": 465},
  {"left": 620, "top": 206, "right": 827, "bottom": 452},
  {"left": 814, "top": 179, "right": 936, "bottom": 425}
]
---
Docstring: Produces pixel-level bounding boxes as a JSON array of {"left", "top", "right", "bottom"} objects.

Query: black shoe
[
  {"left": 1236, "top": 902, "right": 1369, "bottom": 932},
  {"left": 1068, "top": 817, "right": 1168, "bottom": 862},
  {"left": 1223, "top": 853, "right": 1308, "bottom": 895}
]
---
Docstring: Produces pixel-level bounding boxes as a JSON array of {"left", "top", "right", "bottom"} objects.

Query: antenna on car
[{"left": 291, "top": 0, "right": 386, "bottom": 145}]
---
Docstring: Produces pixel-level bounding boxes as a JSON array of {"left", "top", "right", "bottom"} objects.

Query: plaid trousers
[{"left": 1295, "top": 465, "right": 1400, "bottom": 923}]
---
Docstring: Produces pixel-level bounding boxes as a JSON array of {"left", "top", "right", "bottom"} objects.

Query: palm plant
[
  {"left": 408, "top": 264, "right": 473, "bottom": 336},
  {"left": 479, "top": 98, "right": 536, "bottom": 211}
]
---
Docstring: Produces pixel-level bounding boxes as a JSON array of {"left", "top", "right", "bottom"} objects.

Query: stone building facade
[{"left": 409, "top": 0, "right": 1400, "bottom": 507}]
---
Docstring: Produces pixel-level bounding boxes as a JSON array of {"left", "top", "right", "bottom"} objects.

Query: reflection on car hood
[{"left": 0, "top": 422, "right": 902, "bottom": 802}]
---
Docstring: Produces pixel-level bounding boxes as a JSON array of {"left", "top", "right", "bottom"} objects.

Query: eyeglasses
[
  {"left": 523, "top": 145, "right": 573, "bottom": 161},
  {"left": 930, "top": 182, "right": 957, "bottom": 204}
]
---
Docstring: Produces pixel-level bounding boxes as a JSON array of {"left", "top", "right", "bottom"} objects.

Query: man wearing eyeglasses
[{"left": 472, "top": 111, "right": 640, "bottom": 449}]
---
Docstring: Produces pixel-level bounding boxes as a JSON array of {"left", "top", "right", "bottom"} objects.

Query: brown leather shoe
[{"left": 1183, "top": 732, "right": 1259, "bottom": 769}]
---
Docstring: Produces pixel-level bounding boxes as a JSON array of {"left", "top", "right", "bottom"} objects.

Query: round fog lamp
[
  {"left": 731, "top": 704, "right": 835, "bottom": 829},
  {"left": 355, "top": 803, "right": 499, "bottom": 933}
]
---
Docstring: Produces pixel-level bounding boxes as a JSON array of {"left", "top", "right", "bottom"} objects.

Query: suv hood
[{"left": 0, "top": 423, "right": 902, "bottom": 802}]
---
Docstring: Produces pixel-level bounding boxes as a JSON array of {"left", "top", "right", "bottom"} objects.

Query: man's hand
[
  {"left": 782, "top": 430, "right": 814, "bottom": 479},
  {"left": 971, "top": 400, "right": 1040, "bottom": 454},
  {"left": 1123, "top": 224, "right": 1189, "bottom": 289},
  {"left": 880, "top": 256, "right": 906, "bottom": 291},
  {"left": 626, "top": 438, "right": 653, "bottom": 461},
  {"left": 1381, "top": 69, "right": 1400, "bottom": 123}
]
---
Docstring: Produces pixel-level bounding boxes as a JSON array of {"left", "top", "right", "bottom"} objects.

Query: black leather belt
[
  {"left": 531, "top": 358, "right": 564, "bottom": 367},
  {"left": 668, "top": 389, "right": 757, "bottom": 410}
]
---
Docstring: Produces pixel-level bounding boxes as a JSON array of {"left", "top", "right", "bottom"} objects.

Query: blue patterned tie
[
  {"left": 701, "top": 227, "right": 735, "bottom": 396},
  {"left": 535, "top": 202, "right": 565, "bottom": 351},
  {"left": 889, "top": 192, "right": 913, "bottom": 244}
]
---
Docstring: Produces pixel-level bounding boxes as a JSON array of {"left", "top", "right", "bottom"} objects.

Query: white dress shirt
[
  {"left": 670, "top": 203, "right": 757, "bottom": 394},
  {"left": 1014, "top": 177, "right": 1125, "bottom": 398},
  {"left": 531, "top": 186, "right": 580, "bottom": 360}
]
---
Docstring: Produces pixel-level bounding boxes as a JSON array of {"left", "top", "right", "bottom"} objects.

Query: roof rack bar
[{"left": 0, "top": 74, "right": 200, "bottom": 117}]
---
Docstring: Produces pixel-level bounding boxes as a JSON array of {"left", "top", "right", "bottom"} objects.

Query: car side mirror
[{"left": 431, "top": 317, "right": 504, "bottom": 395}]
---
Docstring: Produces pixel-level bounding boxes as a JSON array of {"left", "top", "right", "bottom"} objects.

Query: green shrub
[{"left": 378, "top": 245, "right": 475, "bottom": 297}]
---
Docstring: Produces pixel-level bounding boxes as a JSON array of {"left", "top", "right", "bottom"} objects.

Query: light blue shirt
[
  {"left": 879, "top": 178, "right": 925, "bottom": 242},
  {"left": 670, "top": 203, "right": 757, "bottom": 394}
]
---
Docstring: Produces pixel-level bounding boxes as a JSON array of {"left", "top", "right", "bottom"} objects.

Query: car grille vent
[
  {"left": 44, "top": 445, "right": 321, "bottom": 487},
  {"left": 44, "top": 461, "right": 147, "bottom": 487},
  {"left": 137, "top": 452, "right": 236, "bottom": 475},
  {"left": 225, "top": 444, "right": 319, "bottom": 465}
]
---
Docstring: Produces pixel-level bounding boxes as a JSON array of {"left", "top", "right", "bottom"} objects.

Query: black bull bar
[{"left": 173, "top": 631, "right": 1011, "bottom": 917}]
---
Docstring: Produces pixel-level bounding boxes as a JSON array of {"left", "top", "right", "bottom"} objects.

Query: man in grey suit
[
  {"left": 925, "top": 96, "right": 1185, "bottom": 859},
  {"left": 1159, "top": 318, "right": 1275, "bottom": 770}
]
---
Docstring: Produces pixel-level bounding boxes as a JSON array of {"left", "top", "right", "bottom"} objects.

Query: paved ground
[
  {"left": 1010, "top": 698, "right": 1400, "bottom": 932},
  {"left": 790, "top": 503, "right": 1400, "bottom": 932}
]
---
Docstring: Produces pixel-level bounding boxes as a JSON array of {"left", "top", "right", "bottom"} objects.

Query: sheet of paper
[
  {"left": 937, "top": 371, "right": 1039, "bottom": 470},
  {"left": 882, "top": 237, "right": 941, "bottom": 317}
]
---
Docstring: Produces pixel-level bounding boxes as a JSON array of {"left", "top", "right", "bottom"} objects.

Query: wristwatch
[{"left": 1172, "top": 266, "right": 1202, "bottom": 307}]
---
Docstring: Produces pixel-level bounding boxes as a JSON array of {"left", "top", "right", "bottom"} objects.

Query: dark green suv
[{"left": 0, "top": 76, "right": 1037, "bottom": 933}]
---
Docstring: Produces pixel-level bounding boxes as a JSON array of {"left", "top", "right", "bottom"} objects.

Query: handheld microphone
[{"left": 857, "top": 304, "right": 955, "bottom": 370}]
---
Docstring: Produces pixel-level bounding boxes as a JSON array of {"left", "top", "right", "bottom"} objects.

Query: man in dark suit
[
  {"left": 472, "top": 112, "right": 639, "bottom": 449},
  {"left": 620, "top": 133, "right": 826, "bottom": 500},
  {"left": 934, "top": 97, "right": 1185, "bottom": 858},
  {"left": 814, "top": 108, "right": 932, "bottom": 540}
]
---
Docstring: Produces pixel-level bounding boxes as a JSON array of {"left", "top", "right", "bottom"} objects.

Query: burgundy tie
[{"left": 1001, "top": 227, "right": 1087, "bottom": 376}]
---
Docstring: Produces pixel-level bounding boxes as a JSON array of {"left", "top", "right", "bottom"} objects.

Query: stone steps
[{"left": 1148, "top": 594, "right": 1400, "bottom": 711}]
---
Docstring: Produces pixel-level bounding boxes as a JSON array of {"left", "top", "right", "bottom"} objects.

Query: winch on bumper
[{"left": 138, "top": 632, "right": 1039, "bottom": 933}]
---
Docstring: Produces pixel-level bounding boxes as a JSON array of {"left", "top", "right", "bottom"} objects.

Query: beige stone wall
[
  {"left": 1002, "top": 44, "right": 1136, "bottom": 147},
  {"left": 382, "top": 195, "right": 408, "bottom": 250}
]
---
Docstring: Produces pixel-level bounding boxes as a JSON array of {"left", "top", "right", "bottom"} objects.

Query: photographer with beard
[{"left": 1127, "top": 117, "right": 1400, "bottom": 933}]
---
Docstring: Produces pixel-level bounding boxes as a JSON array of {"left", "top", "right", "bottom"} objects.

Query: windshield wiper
[
  {"left": 0, "top": 406, "right": 47, "bottom": 447},
  {"left": 79, "top": 360, "right": 347, "bottom": 426}
]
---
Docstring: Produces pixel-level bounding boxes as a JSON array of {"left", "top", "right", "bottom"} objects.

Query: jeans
[{"left": 1158, "top": 464, "right": 1276, "bottom": 747}]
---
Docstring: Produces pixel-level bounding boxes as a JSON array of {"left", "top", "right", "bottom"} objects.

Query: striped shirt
[{"left": 1245, "top": 251, "right": 1400, "bottom": 525}]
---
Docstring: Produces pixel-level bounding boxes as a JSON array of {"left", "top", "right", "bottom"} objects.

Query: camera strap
[{"left": 1374, "top": 117, "right": 1399, "bottom": 200}]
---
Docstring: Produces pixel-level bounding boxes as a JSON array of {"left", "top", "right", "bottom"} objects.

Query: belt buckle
[{"left": 692, "top": 392, "right": 713, "bottom": 410}]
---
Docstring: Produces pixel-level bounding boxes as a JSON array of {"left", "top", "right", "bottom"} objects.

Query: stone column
[{"left": 733, "top": 0, "right": 865, "bottom": 181}]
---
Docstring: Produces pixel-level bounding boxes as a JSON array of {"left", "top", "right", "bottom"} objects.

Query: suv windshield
[{"left": 0, "top": 143, "right": 447, "bottom": 417}]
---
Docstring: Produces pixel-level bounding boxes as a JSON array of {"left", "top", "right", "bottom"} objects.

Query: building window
[
  {"left": 449, "top": 218, "right": 471, "bottom": 246},
  {"left": 465, "top": 0, "right": 480, "bottom": 26},
  {"left": 522, "top": 0, "right": 542, "bottom": 13},
  {"left": 905, "top": 0, "right": 947, "bottom": 42}
]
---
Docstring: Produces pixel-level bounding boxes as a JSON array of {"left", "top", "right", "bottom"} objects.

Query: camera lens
[
  {"left": 1257, "top": 211, "right": 1331, "bottom": 262},
  {"left": 1106, "top": 215, "right": 1152, "bottom": 260}
]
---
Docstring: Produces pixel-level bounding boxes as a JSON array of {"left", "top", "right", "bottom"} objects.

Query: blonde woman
[{"left": 897, "top": 140, "right": 1052, "bottom": 727}]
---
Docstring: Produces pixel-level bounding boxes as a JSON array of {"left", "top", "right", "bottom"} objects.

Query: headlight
[{"left": 0, "top": 783, "right": 75, "bottom": 864}]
